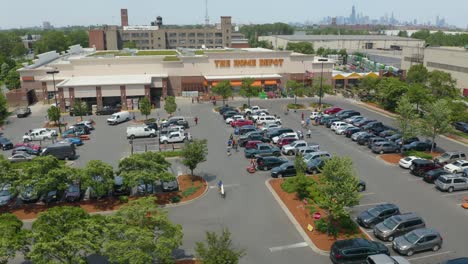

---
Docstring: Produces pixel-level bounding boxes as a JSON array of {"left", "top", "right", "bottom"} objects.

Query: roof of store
[
  {"left": 204, "top": 74, "right": 282, "bottom": 80},
  {"left": 56, "top": 74, "right": 167, "bottom": 87}
]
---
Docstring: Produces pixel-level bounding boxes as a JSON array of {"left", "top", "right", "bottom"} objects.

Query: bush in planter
[
  {"left": 339, "top": 216, "right": 359, "bottom": 234},
  {"left": 146, "top": 118, "right": 156, "bottom": 123},
  {"left": 315, "top": 218, "right": 328, "bottom": 233},
  {"left": 119, "top": 196, "right": 129, "bottom": 203},
  {"left": 280, "top": 178, "right": 296, "bottom": 193},
  {"left": 403, "top": 150, "right": 433, "bottom": 159},
  {"left": 287, "top": 103, "right": 305, "bottom": 109},
  {"left": 170, "top": 195, "right": 182, "bottom": 203}
]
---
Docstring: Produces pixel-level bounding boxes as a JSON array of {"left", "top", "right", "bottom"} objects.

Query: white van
[
  {"left": 107, "top": 111, "right": 131, "bottom": 125},
  {"left": 256, "top": 115, "right": 281, "bottom": 126},
  {"left": 126, "top": 126, "right": 157, "bottom": 139}
]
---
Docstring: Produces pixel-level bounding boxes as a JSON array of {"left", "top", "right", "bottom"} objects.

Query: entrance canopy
[{"left": 56, "top": 74, "right": 167, "bottom": 88}]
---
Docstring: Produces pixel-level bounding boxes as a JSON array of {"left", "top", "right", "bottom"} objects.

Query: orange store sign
[{"left": 214, "top": 59, "right": 284, "bottom": 68}]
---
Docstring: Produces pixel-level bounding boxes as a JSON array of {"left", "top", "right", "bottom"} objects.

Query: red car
[
  {"left": 277, "top": 137, "right": 297, "bottom": 147},
  {"left": 245, "top": 140, "right": 262, "bottom": 150},
  {"left": 231, "top": 119, "right": 254, "bottom": 128},
  {"left": 13, "top": 143, "right": 41, "bottom": 152},
  {"left": 323, "top": 107, "right": 343, "bottom": 115}
]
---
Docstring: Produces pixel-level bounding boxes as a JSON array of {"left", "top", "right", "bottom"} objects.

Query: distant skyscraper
[
  {"left": 350, "top": 5, "right": 357, "bottom": 24},
  {"left": 42, "top": 21, "right": 52, "bottom": 30}
]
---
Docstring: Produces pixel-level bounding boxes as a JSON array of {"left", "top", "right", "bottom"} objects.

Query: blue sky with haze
[{"left": 1, "top": 0, "right": 466, "bottom": 29}]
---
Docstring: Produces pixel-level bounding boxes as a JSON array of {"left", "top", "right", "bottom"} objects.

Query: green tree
[
  {"left": 16, "top": 156, "right": 64, "bottom": 195},
  {"left": 118, "top": 152, "right": 174, "bottom": 194},
  {"left": 0, "top": 155, "right": 17, "bottom": 185},
  {"left": 448, "top": 101, "right": 468, "bottom": 122},
  {"left": 427, "top": 70, "right": 458, "bottom": 99},
  {"left": 182, "top": 139, "right": 208, "bottom": 178},
  {"left": 123, "top": 41, "right": 137, "bottom": 49},
  {"left": 81, "top": 160, "right": 114, "bottom": 199},
  {"left": 71, "top": 99, "right": 88, "bottom": 120},
  {"left": 419, "top": 99, "right": 453, "bottom": 152},
  {"left": 0, "top": 62, "right": 10, "bottom": 80},
  {"left": 293, "top": 153, "right": 309, "bottom": 199},
  {"left": 406, "top": 64, "right": 428, "bottom": 85},
  {"left": 29, "top": 206, "right": 102, "bottom": 264},
  {"left": 286, "top": 80, "right": 305, "bottom": 106},
  {"left": 0, "top": 92, "right": 9, "bottom": 126},
  {"left": 397, "top": 30, "right": 408, "bottom": 37},
  {"left": 375, "top": 77, "right": 409, "bottom": 111},
  {"left": 4, "top": 67, "right": 20, "bottom": 90},
  {"left": 212, "top": 80, "right": 232, "bottom": 105},
  {"left": 394, "top": 96, "right": 418, "bottom": 143},
  {"left": 0, "top": 213, "right": 30, "bottom": 264},
  {"left": 195, "top": 228, "right": 246, "bottom": 264},
  {"left": 47, "top": 106, "right": 61, "bottom": 123},
  {"left": 239, "top": 78, "right": 262, "bottom": 106},
  {"left": 312, "top": 76, "right": 333, "bottom": 101},
  {"left": 103, "top": 197, "right": 183, "bottom": 264},
  {"left": 164, "top": 96, "right": 177, "bottom": 116},
  {"left": 252, "top": 40, "right": 273, "bottom": 49},
  {"left": 318, "top": 157, "right": 360, "bottom": 231},
  {"left": 406, "top": 83, "right": 430, "bottom": 111},
  {"left": 67, "top": 30, "right": 89, "bottom": 47},
  {"left": 355, "top": 76, "right": 379, "bottom": 100},
  {"left": 34, "top": 31, "right": 69, "bottom": 54},
  {"left": 286, "top": 42, "right": 314, "bottom": 54},
  {"left": 139, "top": 97, "right": 151, "bottom": 120}
]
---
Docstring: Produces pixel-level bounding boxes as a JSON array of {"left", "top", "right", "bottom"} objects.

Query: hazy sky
[{"left": 1, "top": 0, "right": 467, "bottom": 29}]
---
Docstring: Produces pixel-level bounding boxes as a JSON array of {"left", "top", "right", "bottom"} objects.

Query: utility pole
[
  {"left": 318, "top": 59, "right": 328, "bottom": 110},
  {"left": 46, "top": 70, "right": 62, "bottom": 134},
  {"left": 204, "top": 0, "right": 209, "bottom": 26}
]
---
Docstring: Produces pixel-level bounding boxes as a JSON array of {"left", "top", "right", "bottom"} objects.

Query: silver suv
[
  {"left": 434, "top": 151, "right": 466, "bottom": 165},
  {"left": 435, "top": 174, "right": 468, "bottom": 193},
  {"left": 392, "top": 228, "right": 443, "bottom": 256},
  {"left": 373, "top": 213, "right": 425, "bottom": 241}
]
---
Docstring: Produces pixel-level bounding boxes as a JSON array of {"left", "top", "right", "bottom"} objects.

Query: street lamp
[
  {"left": 317, "top": 58, "right": 328, "bottom": 110},
  {"left": 46, "top": 70, "right": 61, "bottom": 134}
]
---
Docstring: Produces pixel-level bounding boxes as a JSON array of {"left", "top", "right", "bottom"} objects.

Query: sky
[{"left": 0, "top": 0, "right": 467, "bottom": 29}]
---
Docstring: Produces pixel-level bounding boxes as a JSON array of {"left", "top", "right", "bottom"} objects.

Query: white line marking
[
  {"left": 365, "top": 230, "right": 374, "bottom": 233},
  {"left": 441, "top": 190, "right": 468, "bottom": 197},
  {"left": 269, "top": 242, "right": 308, "bottom": 252},
  {"left": 352, "top": 202, "right": 387, "bottom": 208},
  {"left": 209, "top": 184, "right": 240, "bottom": 189},
  {"left": 384, "top": 243, "right": 392, "bottom": 246},
  {"left": 407, "top": 178, "right": 421, "bottom": 182},
  {"left": 407, "top": 251, "right": 452, "bottom": 261},
  {"left": 360, "top": 192, "right": 375, "bottom": 196}
]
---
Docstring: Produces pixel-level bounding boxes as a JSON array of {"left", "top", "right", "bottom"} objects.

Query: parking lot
[{"left": 2, "top": 97, "right": 468, "bottom": 264}]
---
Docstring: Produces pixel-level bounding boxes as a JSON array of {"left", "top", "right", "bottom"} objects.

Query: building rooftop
[
  {"left": 56, "top": 74, "right": 167, "bottom": 87},
  {"left": 204, "top": 74, "right": 282, "bottom": 80},
  {"left": 267, "top": 35, "right": 423, "bottom": 42}
]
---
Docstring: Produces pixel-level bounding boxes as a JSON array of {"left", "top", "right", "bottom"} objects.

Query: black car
[
  {"left": 256, "top": 156, "right": 289, "bottom": 171},
  {"left": 362, "top": 121, "right": 383, "bottom": 131},
  {"left": 357, "top": 203, "right": 400, "bottom": 228},
  {"left": 238, "top": 126, "right": 258, "bottom": 136},
  {"left": 368, "top": 126, "right": 387, "bottom": 135},
  {"left": 113, "top": 176, "right": 130, "bottom": 196},
  {"left": 64, "top": 183, "right": 81, "bottom": 202},
  {"left": 0, "top": 137, "right": 13, "bottom": 150},
  {"left": 161, "top": 119, "right": 190, "bottom": 129},
  {"left": 379, "top": 129, "right": 397, "bottom": 138},
  {"left": 96, "top": 105, "right": 121, "bottom": 115},
  {"left": 222, "top": 110, "right": 239, "bottom": 120},
  {"left": 12, "top": 146, "right": 40, "bottom": 155},
  {"left": 238, "top": 132, "right": 270, "bottom": 147},
  {"left": 271, "top": 162, "right": 296, "bottom": 178},
  {"left": 41, "top": 190, "right": 63, "bottom": 204},
  {"left": 395, "top": 137, "right": 420, "bottom": 146},
  {"left": 344, "top": 127, "right": 361, "bottom": 138},
  {"left": 145, "top": 121, "right": 159, "bottom": 131},
  {"left": 330, "top": 238, "right": 389, "bottom": 264},
  {"left": 265, "top": 128, "right": 294, "bottom": 140},
  {"left": 318, "top": 116, "right": 334, "bottom": 125},
  {"left": 442, "top": 258, "right": 468, "bottom": 264},
  {"left": 453, "top": 122, "right": 468, "bottom": 133},
  {"left": 338, "top": 111, "right": 361, "bottom": 120},
  {"left": 367, "top": 137, "right": 386, "bottom": 148},
  {"left": 219, "top": 105, "right": 235, "bottom": 115},
  {"left": 357, "top": 133, "right": 374, "bottom": 145},
  {"left": 386, "top": 133, "right": 402, "bottom": 142},
  {"left": 162, "top": 178, "right": 179, "bottom": 192},
  {"left": 402, "top": 140, "right": 435, "bottom": 151},
  {"left": 354, "top": 119, "right": 376, "bottom": 127},
  {"left": 423, "top": 168, "right": 448, "bottom": 183}
]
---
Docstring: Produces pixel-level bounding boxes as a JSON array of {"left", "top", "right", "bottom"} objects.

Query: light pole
[
  {"left": 46, "top": 70, "right": 61, "bottom": 134},
  {"left": 318, "top": 58, "right": 328, "bottom": 110}
]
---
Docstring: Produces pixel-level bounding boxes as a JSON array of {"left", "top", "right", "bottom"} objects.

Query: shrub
[
  {"left": 146, "top": 118, "right": 156, "bottom": 123},
  {"left": 182, "top": 186, "right": 200, "bottom": 197},
  {"left": 315, "top": 219, "right": 328, "bottom": 233},
  {"left": 214, "top": 106, "right": 221, "bottom": 112},
  {"left": 118, "top": 196, "right": 129, "bottom": 203},
  {"left": 328, "top": 225, "right": 339, "bottom": 238},
  {"left": 403, "top": 150, "right": 433, "bottom": 159},
  {"left": 280, "top": 178, "right": 296, "bottom": 193},
  {"left": 287, "top": 103, "right": 306, "bottom": 109},
  {"left": 310, "top": 102, "right": 332, "bottom": 109},
  {"left": 170, "top": 195, "right": 182, "bottom": 203},
  {"left": 160, "top": 150, "right": 184, "bottom": 158},
  {"left": 339, "top": 216, "right": 359, "bottom": 234},
  {"left": 306, "top": 205, "right": 317, "bottom": 215}
]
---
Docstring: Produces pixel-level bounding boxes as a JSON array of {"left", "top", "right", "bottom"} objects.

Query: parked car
[
  {"left": 41, "top": 142, "right": 76, "bottom": 160},
  {"left": 256, "top": 156, "right": 289, "bottom": 171},
  {"left": 357, "top": 203, "right": 400, "bottom": 228},
  {"left": 371, "top": 141, "right": 400, "bottom": 154},
  {"left": 282, "top": 140, "right": 315, "bottom": 155},
  {"left": 159, "top": 131, "right": 189, "bottom": 144},
  {"left": 231, "top": 119, "right": 254, "bottom": 128},
  {"left": 351, "top": 131, "right": 367, "bottom": 141},
  {"left": 362, "top": 121, "right": 384, "bottom": 131},
  {"left": 64, "top": 183, "right": 81, "bottom": 202},
  {"left": 162, "top": 178, "right": 179, "bottom": 192},
  {"left": 223, "top": 110, "right": 240, "bottom": 120},
  {"left": 368, "top": 126, "right": 388, "bottom": 135},
  {"left": 8, "top": 153, "right": 34, "bottom": 163},
  {"left": 367, "top": 137, "right": 387, "bottom": 148},
  {"left": 277, "top": 137, "right": 298, "bottom": 147},
  {"left": 318, "top": 116, "right": 335, "bottom": 125},
  {"left": 113, "top": 176, "right": 130, "bottom": 196},
  {"left": 96, "top": 105, "right": 121, "bottom": 115},
  {"left": 344, "top": 115, "right": 364, "bottom": 124},
  {"left": 303, "top": 151, "right": 332, "bottom": 163},
  {"left": 256, "top": 115, "right": 281, "bottom": 126},
  {"left": 442, "top": 258, "right": 468, "bottom": 264},
  {"left": 126, "top": 126, "right": 157, "bottom": 139},
  {"left": 41, "top": 190, "right": 63, "bottom": 204},
  {"left": 323, "top": 107, "right": 343, "bottom": 115},
  {"left": 434, "top": 151, "right": 466, "bottom": 165},
  {"left": 62, "top": 128, "right": 85, "bottom": 138},
  {"left": 271, "top": 162, "right": 296, "bottom": 178},
  {"left": 296, "top": 145, "right": 321, "bottom": 156},
  {"left": 423, "top": 168, "right": 448, "bottom": 183},
  {"left": 237, "top": 125, "right": 257, "bottom": 136},
  {"left": 335, "top": 124, "right": 355, "bottom": 135},
  {"left": 443, "top": 160, "right": 468, "bottom": 174},
  {"left": 392, "top": 228, "right": 442, "bottom": 256},
  {"left": 261, "top": 123, "right": 281, "bottom": 131},
  {"left": 244, "top": 140, "right": 263, "bottom": 150},
  {"left": 272, "top": 132, "right": 298, "bottom": 144},
  {"left": 330, "top": 121, "right": 349, "bottom": 131},
  {"left": 357, "top": 133, "right": 375, "bottom": 145},
  {"left": 266, "top": 128, "right": 294, "bottom": 140},
  {"left": 330, "top": 238, "right": 389, "bottom": 264},
  {"left": 0, "top": 137, "right": 14, "bottom": 150},
  {"left": 0, "top": 184, "right": 16, "bottom": 207},
  {"left": 14, "top": 143, "right": 41, "bottom": 152},
  {"left": 238, "top": 132, "right": 270, "bottom": 147},
  {"left": 12, "top": 146, "right": 41, "bottom": 155},
  {"left": 402, "top": 140, "right": 435, "bottom": 152},
  {"left": 435, "top": 174, "right": 468, "bottom": 192},
  {"left": 379, "top": 129, "right": 398, "bottom": 138},
  {"left": 244, "top": 143, "right": 280, "bottom": 158},
  {"left": 373, "top": 213, "right": 425, "bottom": 242},
  {"left": 410, "top": 159, "right": 442, "bottom": 176},
  {"left": 70, "top": 120, "right": 94, "bottom": 130},
  {"left": 19, "top": 184, "right": 40, "bottom": 203},
  {"left": 453, "top": 122, "right": 468, "bottom": 133},
  {"left": 219, "top": 106, "right": 236, "bottom": 115},
  {"left": 399, "top": 156, "right": 421, "bottom": 169},
  {"left": 325, "top": 118, "right": 341, "bottom": 128},
  {"left": 395, "top": 137, "right": 420, "bottom": 146},
  {"left": 107, "top": 111, "right": 131, "bottom": 125},
  {"left": 309, "top": 112, "right": 322, "bottom": 120},
  {"left": 16, "top": 107, "right": 31, "bottom": 118},
  {"left": 366, "top": 254, "right": 410, "bottom": 264},
  {"left": 344, "top": 127, "right": 362, "bottom": 138},
  {"left": 386, "top": 133, "right": 402, "bottom": 142},
  {"left": 306, "top": 158, "right": 328, "bottom": 174},
  {"left": 59, "top": 137, "right": 83, "bottom": 146},
  {"left": 353, "top": 118, "right": 375, "bottom": 127},
  {"left": 337, "top": 111, "right": 361, "bottom": 120},
  {"left": 161, "top": 117, "right": 190, "bottom": 129},
  {"left": 225, "top": 115, "right": 244, "bottom": 124}
]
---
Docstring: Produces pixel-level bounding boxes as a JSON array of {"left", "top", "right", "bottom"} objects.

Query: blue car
[{"left": 60, "top": 137, "right": 83, "bottom": 146}]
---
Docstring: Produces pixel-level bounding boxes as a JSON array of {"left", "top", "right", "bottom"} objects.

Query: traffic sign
[{"left": 313, "top": 212, "right": 321, "bottom": 220}]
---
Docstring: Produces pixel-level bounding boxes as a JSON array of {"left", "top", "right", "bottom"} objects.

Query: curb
[
  {"left": 376, "top": 155, "right": 399, "bottom": 166},
  {"left": 265, "top": 178, "right": 329, "bottom": 256}
]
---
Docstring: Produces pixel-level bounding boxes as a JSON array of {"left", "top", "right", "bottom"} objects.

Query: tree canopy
[
  {"left": 81, "top": 160, "right": 114, "bottom": 199},
  {"left": 195, "top": 228, "right": 245, "bottom": 264},
  {"left": 0, "top": 92, "right": 9, "bottom": 126},
  {"left": 239, "top": 23, "right": 294, "bottom": 47},
  {"left": 427, "top": 70, "right": 458, "bottom": 99},
  {"left": 406, "top": 64, "right": 429, "bottom": 85},
  {"left": 394, "top": 96, "right": 418, "bottom": 142},
  {"left": 411, "top": 30, "right": 468, "bottom": 46},
  {"left": 375, "top": 77, "right": 409, "bottom": 111},
  {"left": 47, "top": 106, "right": 61, "bottom": 123},
  {"left": 419, "top": 99, "right": 453, "bottom": 152},
  {"left": 239, "top": 78, "right": 262, "bottom": 106},
  {"left": 71, "top": 99, "right": 88, "bottom": 119},
  {"left": 286, "top": 42, "right": 314, "bottom": 54},
  {"left": 182, "top": 139, "right": 208, "bottom": 178},
  {"left": 139, "top": 97, "right": 152, "bottom": 120},
  {"left": 34, "top": 30, "right": 89, "bottom": 54},
  {"left": 0, "top": 213, "right": 30, "bottom": 264},
  {"left": 212, "top": 80, "right": 232, "bottom": 105},
  {"left": 164, "top": 96, "right": 177, "bottom": 116}
]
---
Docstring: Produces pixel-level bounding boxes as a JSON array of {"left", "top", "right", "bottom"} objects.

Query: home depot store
[{"left": 18, "top": 48, "right": 333, "bottom": 111}]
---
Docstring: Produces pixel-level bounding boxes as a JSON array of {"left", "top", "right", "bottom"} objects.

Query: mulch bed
[
  {"left": 176, "top": 259, "right": 199, "bottom": 264},
  {"left": 269, "top": 179, "right": 366, "bottom": 251},
  {"left": 3, "top": 175, "right": 207, "bottom": 220},
  {"left": 380, "top": 152, "right": 443, "bottom": 165}
]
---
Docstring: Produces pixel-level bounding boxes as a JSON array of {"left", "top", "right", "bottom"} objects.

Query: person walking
[
  {"left": 301, "top": 112, "right": 304, "bottom": 120},
  {"left": 232, "top": 138, "right": 238, "bottom": 152},
  {"left": 227, "top": 138, "right": 232, "bottom": 156},
  {"left": 306, "top": 118, "right": 311, "bottom": 128},
  {"left": 307, "top": 129, "right": 312, "bottom": 138},
  {"left": 194, "top": 116, "right": 198, "bottom": 125}
]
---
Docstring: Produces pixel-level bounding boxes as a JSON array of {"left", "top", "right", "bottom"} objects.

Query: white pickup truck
[
  {"left": 243, "top": 106, "right": 268, "bottom": 115},
  {"left": 159, "top": 131, "right": 191, "bottom": 144},
  {"left": 23, "top": 128, "right": 57, "bottom": 142}
]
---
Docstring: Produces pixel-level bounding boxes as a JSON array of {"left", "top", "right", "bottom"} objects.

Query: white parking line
[
  {"left": 360, "top": 192, "right": 375, "bottom": 196},
  {"left": 407, "top": 251, "right": 452, "bottom": 261},
  {"left": 384, "top": 243, "right": 392, "bottom": 246},
  {"left": 441, "top": 191, "right": 468, "bottom": 197},
  {"left": 352, "top": 202, "right": 387, "bottom": 208},
  {"left": 269, "top": 242, "right": 308, "bottom": 252},
  {"left": 407, "top": 178, "right": 421, "bottom": 182},
  {"left": 209, "top": 184, "right": 240, "bottom": 189}
]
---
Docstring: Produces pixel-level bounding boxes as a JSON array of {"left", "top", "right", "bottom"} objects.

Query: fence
[{"left": 131, "top": 141, "right": 184, "bottom": 154}]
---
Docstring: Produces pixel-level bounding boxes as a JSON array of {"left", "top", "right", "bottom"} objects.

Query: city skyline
[{"left": 0, "top": 0, "right": 466, "bottom": 29}]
